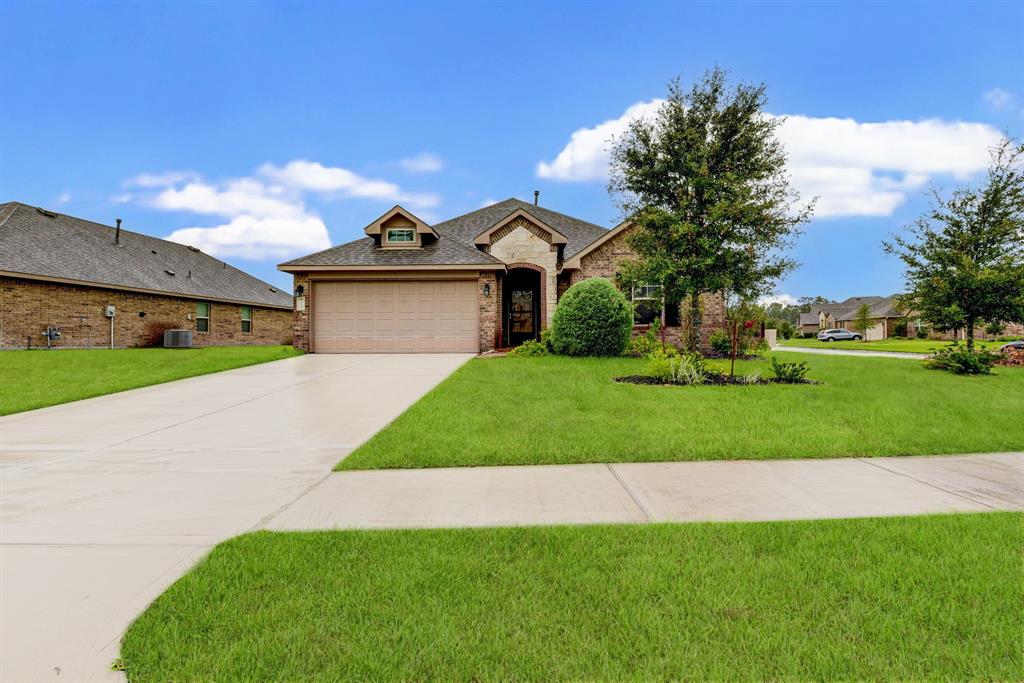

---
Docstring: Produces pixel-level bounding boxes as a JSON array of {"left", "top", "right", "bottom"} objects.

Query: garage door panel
[{"left": 314, "top": 280, "right": 478, "bottom": 353}]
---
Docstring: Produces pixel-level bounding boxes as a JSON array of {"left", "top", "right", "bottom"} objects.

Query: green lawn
[
  {"left": 0, "top": 345, "right": 302, "bottom": 415},
  {"left": 779, "top": 336, "right": 1005, "bottom": 354},
  {"left": 120, "top": 513, "right": 1022, "bottom": 682},
  {"left": 339, "top": 353, "right": 1024, "bottom": 470}
]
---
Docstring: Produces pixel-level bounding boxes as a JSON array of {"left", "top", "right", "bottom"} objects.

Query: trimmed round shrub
[{"left": 550, "top": 278, "right": 633, "bottom": 356}]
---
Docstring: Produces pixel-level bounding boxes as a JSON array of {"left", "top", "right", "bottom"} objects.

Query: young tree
[
  {"left": 610, "top": 68, "right": 812, "bottom": 351},
  {"left": 851, "top": 303, "right": 872, "bottom": 341},
  {"left": 884, "top": 139, "right": 1024, "bottom": 349}
]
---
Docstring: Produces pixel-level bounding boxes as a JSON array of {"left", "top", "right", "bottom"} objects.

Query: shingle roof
[
  {"left": 813, "top": 296, "right": 903, "bottom": 321},
  {"left": 280, "top": 197, "right": 610, "bottom": 269},
  {"left": 279, "top": 234, "right": 504, "bottom": 268},
  {"left": 0, "top": 202, "right": 292, "bottom": 309},
  {"left": 432, "top": 198, "right": 609, "bottom": 259}
]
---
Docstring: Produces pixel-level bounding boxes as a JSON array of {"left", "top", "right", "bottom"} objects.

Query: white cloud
[
  {"left": 111, "top": 193, "right": 133, "bottom": 204},
  {"left": 537, "top": 100, "right": 663, "bottom": 182},
  {"left": 983, "top": 87, "right": 1015, "bottom": 111},
  {"left": 128, "top": 159, "right": 438, "bottom": 260},
  {"left": 55, "top": 191, "right": 71, "bottom": 204},
  {"left": 259, "top": 160, "right": 440, "bottom": 208},
  {"left": 537, "top": 101, "right": 1003, "bottom": 218},
  {"left": 397, "top": 152, "right": 445, "bottom": 173},
  {"left": 758, "top": 293, "right": 799, "bottom": 307},
  {"left": 125, "top": 171, "right": 200, "bottom": 188},
  {"left": 166, "top": 215, "right": 329, "bottom": 260},
  {"left": 479, "top": 197, "right": 499, "bottom": 208}
]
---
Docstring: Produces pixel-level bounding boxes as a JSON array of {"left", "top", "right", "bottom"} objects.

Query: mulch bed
[{"left": 614, "top": 374, "right": 819, "bottom": 386}]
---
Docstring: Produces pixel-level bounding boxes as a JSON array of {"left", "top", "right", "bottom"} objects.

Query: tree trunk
[
  {"left": 729, "top": 319, "right": 738, "bottom": 378},
  {"left": 688, "top": 291, "right": 701, "bottom": 353},
  {"left": 965, "top": 318, "right": 975, "bottom": 350}
]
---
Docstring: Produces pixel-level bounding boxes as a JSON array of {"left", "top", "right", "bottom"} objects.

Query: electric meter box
[{"left": 104, "top": 305, "right": 116, "bottom": 318}]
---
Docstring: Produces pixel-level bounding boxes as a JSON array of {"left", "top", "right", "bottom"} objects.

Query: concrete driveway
[{"left": 0, "top": 353, "right": 473, "bottom": 682}]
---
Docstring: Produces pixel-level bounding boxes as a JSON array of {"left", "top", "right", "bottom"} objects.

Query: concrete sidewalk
[
  {"left": 772, "top": 345, "right": 924, "bottom": 359},
  {"left": 265, "top": 452, "right": 1023, "bottom": 531}
]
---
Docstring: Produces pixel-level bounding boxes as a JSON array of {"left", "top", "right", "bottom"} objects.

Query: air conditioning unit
[{"left": 163, "top": 329, "right": 193, "bottom": 348}]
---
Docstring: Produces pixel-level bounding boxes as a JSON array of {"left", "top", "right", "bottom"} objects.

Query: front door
[{"left": 509, "top": 288, "right": 535, "bottom": 346}]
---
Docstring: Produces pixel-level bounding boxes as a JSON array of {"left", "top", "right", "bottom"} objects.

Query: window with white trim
[
  {"left": 240, "top": 306, "right": 252, "bottom": 333},
  {"left": 386, "top": 228, "right": 416, "bottom": 244},
  {"left": 631, "top": 283, "right": 663, "bottom": 325}
]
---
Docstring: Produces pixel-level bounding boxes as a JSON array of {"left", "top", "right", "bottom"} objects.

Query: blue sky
[{"left": 2, "top": 0, "right": 1022, "bottom": 302}]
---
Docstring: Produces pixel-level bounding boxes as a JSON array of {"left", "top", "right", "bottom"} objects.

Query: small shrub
[
  {"left": 646, "top": 351, "right": 706, "bottom": 385},
  {"left": 997, "top": 335, "right": 1023, "bottom": 342},
  {"left": 551, "top": 278, "right": 633, "bottom": 357},
  {"left": 739, "top": 371, "right": 762, "bottom": 384},
  {"left": 923, "top": 343, "right": 999, "bottom": 375},
  {"left": 508, "top": 339, "right": 549, "bottom": 357},
  {"left": 709, "top": 329, "right": 731, "bottom": 355},
  {"left": 624, "top": 320, "right": 662, "bottom": 357},
  {"left": 770, "top": 357, "right": 810, "bottom": 383},
  {"left": 892, "top": 321, "right": 908, "bottom": 338},
  {"left": 916, "top": 328, "right": 929, "bottom": 339},
  {"left": 800, "top": 331, "right": 816, "bottom": 339}
]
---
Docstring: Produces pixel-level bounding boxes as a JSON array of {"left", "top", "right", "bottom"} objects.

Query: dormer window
[{"left": 386, "top": 228, "right": 416, "bottom": 244}]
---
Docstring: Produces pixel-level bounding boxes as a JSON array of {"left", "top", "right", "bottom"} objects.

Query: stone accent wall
[
  {"left": 478, "top": 271, "right": 498, "bottom": 352},
  {"left": 1, "top": 276, "right": 292, "bottom": 350},
  {"left": 291, "top": 273, "right": 311, "bottom": 352},
  {"left": 488, "top": 224, "right": 558, "bottom": 329},
  {"left": 573, "top": 227, "right": 727, "bottom": 350}
]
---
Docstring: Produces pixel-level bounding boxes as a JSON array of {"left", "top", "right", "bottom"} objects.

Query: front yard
[
  {"left": 339, "top": 353, "right": 1024, "bottom": 470},
  {"left": 120, "top": 513, "right": 1022, "bottom": 682},
  {"left": 778, "top": 337, "right": 1005, "bottom": 354},
  {"left": 0, "top": 345, "right": 302, "bottom": 415}
]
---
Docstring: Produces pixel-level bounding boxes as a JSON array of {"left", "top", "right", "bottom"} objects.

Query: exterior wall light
[
  {"left": 294, "top": 284, "right": 305, "bottom": 297},
  {"left": 483, "top": 283, "right": 492, "bottom": 297}
]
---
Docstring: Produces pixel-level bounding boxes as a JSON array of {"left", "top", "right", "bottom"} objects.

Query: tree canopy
[
  {"left": 609, "top": 67, "right": 811, "bottom": 349},
  {"left": 884, "top": 139, "right": 1024, "bottom": 348}
]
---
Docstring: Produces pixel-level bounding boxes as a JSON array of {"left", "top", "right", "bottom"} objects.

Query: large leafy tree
[
  {"left": 884, "top": 139, "right": 1024, "bottom": 349},
  {"left": 609, "top": 67, "right": 811, "bottom": 350}
]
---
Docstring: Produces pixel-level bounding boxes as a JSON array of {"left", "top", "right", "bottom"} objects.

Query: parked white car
[{"left": 817, "top": 328, "right": 862, "bottom": 342}]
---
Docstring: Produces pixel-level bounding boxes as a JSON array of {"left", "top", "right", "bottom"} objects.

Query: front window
[
  {"left": 240, "top": 306, "right": 252, "bottom": 333},
  {"left": 386, "top": 228, "right": 416, "bottom": 244},
  {"left": 631, "top": 283, "right": 663, "bottom": 325},
  {"left": 196, "top": 302, "right": 210, "bottom": 332}
]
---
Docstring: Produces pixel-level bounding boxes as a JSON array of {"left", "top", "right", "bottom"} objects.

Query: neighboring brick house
[
  {"left": 0, "top": 202, "right": 293, "bottom": 349},
  {"left": 799, "top": 295, "right": 1022, "bottom": 341},
  {"left": 279, "top": 198, "right": 726, "bottom": 353}
]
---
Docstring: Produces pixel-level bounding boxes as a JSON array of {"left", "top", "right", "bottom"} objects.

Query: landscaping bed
[
  {"left": 0, "top": 345, "right": 302, "bottom": 415},
  {"left": 614, "top": 373, "right": 817, "bottom": 385},
  {"left": 338, "top": 352, "right": 1024, "bottom": 470},
  {"left": 119, "top": 513, "right": 1023, "bottom": 682}
]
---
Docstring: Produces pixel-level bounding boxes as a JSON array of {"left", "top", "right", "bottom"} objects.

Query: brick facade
[
  {"left": 1, "top": 276, "right": 292, "bottom": 350},
  {"left": 291, "top": 273, "right": 312, "bottom": 352},
  {"left": 572, "top": 226, "right": 727, "bottom": 350},
  {"left": 478, "top": 271, "right": 498, "bottom": 352}
]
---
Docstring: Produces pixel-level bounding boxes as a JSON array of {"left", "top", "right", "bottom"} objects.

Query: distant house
[
  {"left": 0, "top": 202, "right": 293, "bottom": 349},
  {"left": 799, "top": 296, "right": 907, "bottom": 340},
  {"left": 799, "top": 294, "right": 1023, "bottom": 341}
]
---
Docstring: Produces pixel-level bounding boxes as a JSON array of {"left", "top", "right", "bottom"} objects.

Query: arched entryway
[{"left": 503, "top": 266, "right": 543, "bottom": 346}]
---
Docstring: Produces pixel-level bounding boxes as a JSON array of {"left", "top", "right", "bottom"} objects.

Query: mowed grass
[
  {"left": 339, "top": 353, "right": 1024, "bottom": 470},
  {"left": 120, "top": 513, "right": 1023, "bottom": 682},
  {"left": 779, "top": 336, "right": 1005, "bottom": 354},
  {"left": 0, "top": 345, "right": 302, "bottom": 415}
]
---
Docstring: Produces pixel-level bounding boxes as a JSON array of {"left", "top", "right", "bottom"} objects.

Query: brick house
[
  {"left": 279, "top": 198, "right": 726, "bottom": 353},
  {"left": 0, "top": 202, "right": 293, "bottom": 349},
  {"left": 798, "top": 294, "right": 1023, "bottom": 341}
]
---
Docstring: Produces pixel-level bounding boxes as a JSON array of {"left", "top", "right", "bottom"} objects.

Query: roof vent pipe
[
  {"left": 533, "top": 190, "right": 539, "bottom": 206},
  {"left": 115, "top": 218, "right": 122, "bottom": 245}
]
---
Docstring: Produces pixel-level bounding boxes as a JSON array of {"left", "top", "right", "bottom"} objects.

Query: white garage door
[{"left": 313, "top": 280, "right": 479, "bottom": 353}]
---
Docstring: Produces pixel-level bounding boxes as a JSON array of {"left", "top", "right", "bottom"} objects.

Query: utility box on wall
[{"left": 104, "top": 305, "right": 116, "bottom": 318}]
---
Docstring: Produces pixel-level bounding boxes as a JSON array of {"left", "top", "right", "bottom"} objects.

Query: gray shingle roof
[
  {"left": 0, "top": 202, "right": 292, "bottom": 309},
  {"left": 279, "top": 234, "right": 504, "bottom": 268},
  {"left": 813, "top": 296, "right": 903, "bottom": 321},
  {"left": 432, "top": 198, "right": 609, "bottom": 259},
  {"left": 280, "top": 197, "right": 611, "bottom": 269}
]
